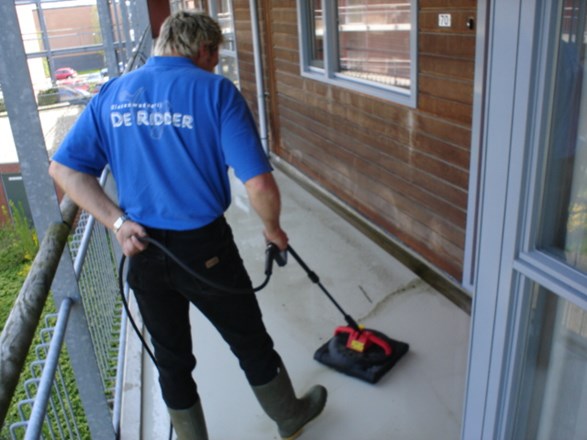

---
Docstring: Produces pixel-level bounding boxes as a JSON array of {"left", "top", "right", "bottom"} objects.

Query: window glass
[
  {"left": 513, "top": 284, "right": 587, "bottom": 439},
  {"left": 217, "top": 0, "right": 235, "bottom": 52},
  {"left": 218, "top": 55, "right": 238, "bottom": 85},
  {"left": 211, "top": 0, "right": 239, "bottom": 87},
  {"left": 336, "top": 0, "right": 411, "bottom": 89},
  {"left": 309, "top": 0, "right": 324, "bottom": 68},
  {"left": 299, "top": 0, "right": 415, "bottom": 105},
  {"left": 538, "top": 1, "right": 587, "bottom": 273}
]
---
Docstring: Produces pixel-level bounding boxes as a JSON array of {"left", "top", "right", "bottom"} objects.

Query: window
[
  {"left": 512, "top": 284, "right": 587, "bottom": 440},
  {"left": 537, "top": 0, "right": 587, "bottom": 273},
  {"left": 308, "top": 0, "right": 325, "bottom": 68},
  {"left": 297, "top": 0, "right": 417, "bottom": 106},
  {"left": 209, "top": 0, "right": 240, "bottom": 87}
]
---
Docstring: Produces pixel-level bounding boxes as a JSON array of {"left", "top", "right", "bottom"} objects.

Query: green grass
[
  {"left": 0, "top": 211, "right": 35, "bottom": 333},
  {"left": 0, "top": 212, "right": 90, "bottom": 439},
  {"left": 0, "top": 213, "right": 37, "bottom": 439}
]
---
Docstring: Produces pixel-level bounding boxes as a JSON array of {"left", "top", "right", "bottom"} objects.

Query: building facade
[
  {"left": 2, "top": 0, "right": 585, "bottom": 437},
  {"left": 233, "top": 1, "right": 474, "bottom": 286}
]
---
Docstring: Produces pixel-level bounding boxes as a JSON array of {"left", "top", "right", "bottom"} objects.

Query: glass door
[
  {"left": 538, "top": 0, "right": 587, "bottom": 272},
  {"left": 512, "top": 285, "right": 587, "bottom": 439},
  {"left": 511, "top": 2, "right": 587, "bottom": 438},
  {"left": 463, "top": 1, "right": 587, "bottom": 438}
]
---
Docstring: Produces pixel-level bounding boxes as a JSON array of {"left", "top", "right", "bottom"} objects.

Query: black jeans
[{"left": 127, "top": 216, "right": 281, "bottom": 410}]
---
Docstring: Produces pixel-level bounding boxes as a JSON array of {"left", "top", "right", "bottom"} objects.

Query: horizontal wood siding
[{"left": 235, "top": 1, "right": 477, "bottom": 281}]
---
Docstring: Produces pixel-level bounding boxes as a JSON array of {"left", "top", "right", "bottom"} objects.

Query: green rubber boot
[
  {"left": 168, "top": 399, "right": 208, "bottom": 440},
  {"left": 252, "top": 365, "right": 327, "bottom": 439}
]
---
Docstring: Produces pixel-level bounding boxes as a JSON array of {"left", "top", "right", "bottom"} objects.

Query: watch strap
[{"left": 113, "top": 214, "right": 129, "bottom": 233}]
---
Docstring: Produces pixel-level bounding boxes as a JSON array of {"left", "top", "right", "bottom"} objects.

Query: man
[{"left": 49, "top": 10, "right": 327, "bottom": 440}]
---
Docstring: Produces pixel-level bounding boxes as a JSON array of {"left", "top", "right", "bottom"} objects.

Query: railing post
[
  {"left": 0, "top": 0, "right": 61, "bottom": 240},
  {"left": 50, "top": 228, "right": 119, "bottom": 440},
  {"left": 96, "top": 0, "right": 120, "bottom": 78},
  {"left": 24, "top": 298, "right": 73, "bottom": 440}
]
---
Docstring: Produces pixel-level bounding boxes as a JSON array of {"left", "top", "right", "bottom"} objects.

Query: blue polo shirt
[{"left": 53, "top": 57, "right": 271, "bottom": 230}]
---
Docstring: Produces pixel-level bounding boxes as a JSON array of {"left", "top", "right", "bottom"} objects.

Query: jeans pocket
[{"left": 127, "top": 249, "right": 166, "bottom": 291}]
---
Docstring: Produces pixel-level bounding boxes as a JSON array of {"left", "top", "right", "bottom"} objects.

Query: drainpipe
[{"left": 249, "top": 0, "right": 269, "bottom": 156}]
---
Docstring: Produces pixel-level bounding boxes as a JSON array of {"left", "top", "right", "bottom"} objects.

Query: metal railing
[
  {"left": 0, "top": 211, "right": 76, "bottom": 434},
  {"left": 1, "top": 169, "right": 124, "bottom": 440},
  {"left": 11, "top": 300, "right": 80, "bottom": 440},
  {"left": 0, "top": 24, "right": 152, "bottom": 439},
  {"left": 71, "top": 203, "right": 123, "bottom": 405}
]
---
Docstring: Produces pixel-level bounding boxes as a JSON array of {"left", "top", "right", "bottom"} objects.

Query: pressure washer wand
[{"left": 287, "top": 245, "right": 361, "bottom": 331}]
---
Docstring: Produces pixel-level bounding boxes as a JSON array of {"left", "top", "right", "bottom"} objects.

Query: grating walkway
[{"left": 121, "top": 167, "right": 471, "bottom": 440}]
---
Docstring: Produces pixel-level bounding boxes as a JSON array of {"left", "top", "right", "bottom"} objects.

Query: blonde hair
[{"left": 153, "top": 10, "right": 223, "bottom": 57}]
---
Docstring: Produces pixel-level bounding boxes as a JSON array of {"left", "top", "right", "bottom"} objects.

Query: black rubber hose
[
  {"left": 117, "top": 255, "right": 157, "bottom": 365},
  {"left": 137, "top": 236, "right": 272, "bottom": 294}
]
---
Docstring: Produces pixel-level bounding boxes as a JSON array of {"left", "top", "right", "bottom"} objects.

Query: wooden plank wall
[{"left": 233, "top": 0, "right": 477, "bottom": 282}]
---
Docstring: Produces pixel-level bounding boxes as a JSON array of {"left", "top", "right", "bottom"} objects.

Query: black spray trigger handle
[{"left": 265, "top": 243, "right": 288, "bottom": 275}]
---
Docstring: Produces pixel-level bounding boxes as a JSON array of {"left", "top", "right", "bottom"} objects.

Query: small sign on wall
[{"left": 438, "top": 14, "right": 452, "bottom": 28}]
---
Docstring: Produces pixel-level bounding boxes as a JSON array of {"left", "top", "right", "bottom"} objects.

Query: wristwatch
[{"left": 113, "top": 214, "right": 129, "bottom": 233}]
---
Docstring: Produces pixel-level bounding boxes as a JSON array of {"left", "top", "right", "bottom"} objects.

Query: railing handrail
[{"left": 0, "top": 197, "right": 78, "bottom": 427}]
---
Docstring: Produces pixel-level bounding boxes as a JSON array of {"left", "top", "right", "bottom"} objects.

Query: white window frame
[
  {"left": 463, "top": 0, "right": 587, "bottom": 438},
  {"left": 296, "top": 0, "right": 418, "bottom": 107}
]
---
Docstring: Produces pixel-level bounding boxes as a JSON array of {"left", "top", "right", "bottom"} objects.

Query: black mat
[{"left": 314, "top": 329, "right": 409, "bottom": 384}]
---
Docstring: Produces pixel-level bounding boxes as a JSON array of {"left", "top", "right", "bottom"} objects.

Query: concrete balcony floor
[{"left": 121, "top": 167, "right": 471, "bottom": 440}]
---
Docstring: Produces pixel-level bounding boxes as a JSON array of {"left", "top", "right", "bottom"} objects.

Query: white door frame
[{"left": 463, "top": 0, "right": 587, "bottom": 438}]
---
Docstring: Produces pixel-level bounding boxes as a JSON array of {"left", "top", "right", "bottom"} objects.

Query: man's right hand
[
  {"left": 115, "top": 220, "right": 148, "bottom": 256},
  {"left": 264, "top": 227, "right": 288, "bottom": 251},
  {"left": 48, "top": 162, "right": 148, "bottom": 256}
]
